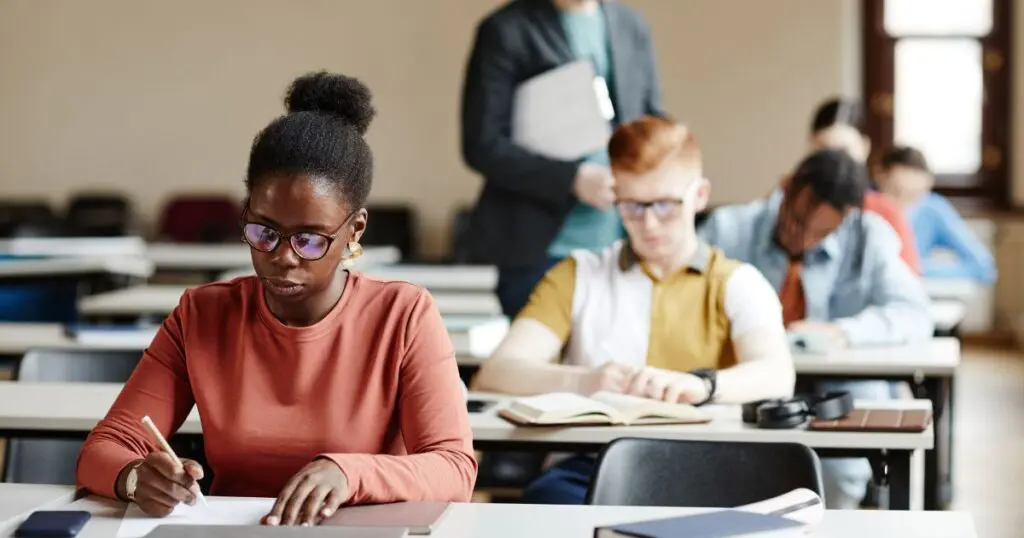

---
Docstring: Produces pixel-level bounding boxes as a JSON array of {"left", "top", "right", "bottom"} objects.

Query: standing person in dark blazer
[{"left": 461, "top": 0, "right": 664, "bottom": 318}]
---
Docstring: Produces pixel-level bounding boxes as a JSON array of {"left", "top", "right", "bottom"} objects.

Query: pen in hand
[{"left": 140, "top": 415, "right": 208, "bottom": 507}]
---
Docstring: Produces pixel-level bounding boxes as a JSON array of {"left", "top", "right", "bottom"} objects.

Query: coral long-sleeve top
[{"left": 76, "top": 273, "right": 477, "bottom": 504}]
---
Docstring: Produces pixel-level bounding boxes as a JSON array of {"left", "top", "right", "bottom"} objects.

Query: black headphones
[{"left": 742, "top": 391, "right": 854, "bottom": 429}]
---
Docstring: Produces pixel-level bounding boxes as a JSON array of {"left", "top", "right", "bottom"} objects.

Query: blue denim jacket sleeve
[{"left": 834, "top": 214, "right": 935, "bottom": 346}]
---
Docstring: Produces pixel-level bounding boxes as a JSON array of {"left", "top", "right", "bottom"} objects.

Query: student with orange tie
[
  {"left": 698, "top": 148, "right": 933, "bottom": 509},
  {"left": 805, "top": 98, "right": 922, "bottom": 274}
]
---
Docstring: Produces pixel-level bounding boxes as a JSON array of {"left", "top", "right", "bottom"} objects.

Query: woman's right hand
[{"left": 125, "top": 453, "right": 204, "bottom": 517}]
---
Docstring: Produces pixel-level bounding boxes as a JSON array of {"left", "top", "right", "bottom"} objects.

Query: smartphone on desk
[
  {"left": 467, "top": 399, "right": 494, "bottom": 413},
  {"left": 15, "top": 510, "right": 91, "bottom": 537}
]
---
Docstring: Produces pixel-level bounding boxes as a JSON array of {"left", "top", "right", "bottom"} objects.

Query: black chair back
[
  {"left": 3, "top": 348, "right": 143, "bottom": 484},
  {"left": 362, "top": 205, "right": 416, "bottom": 261},
  {"left": 65, "top": 194, "right": 132, "bottom": 237},
  {"left": 0, "top": 202, "right": 60, "bottom": 238},
  {"left": 586, "top": 438, "right": 823, "bottom": 507}
]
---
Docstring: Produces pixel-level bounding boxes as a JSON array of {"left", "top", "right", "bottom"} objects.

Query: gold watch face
[{"left": 126, "top": 467, "right": 139, "bottom": 500}]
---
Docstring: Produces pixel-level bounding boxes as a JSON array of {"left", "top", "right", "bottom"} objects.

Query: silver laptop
[{"left": 144, "top": 525, "right": 409, "bottom": 538}]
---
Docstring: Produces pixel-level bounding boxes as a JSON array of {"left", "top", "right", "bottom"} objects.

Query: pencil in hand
[{"left": 140, "top": 415, "right": 208, "bottom": 506}]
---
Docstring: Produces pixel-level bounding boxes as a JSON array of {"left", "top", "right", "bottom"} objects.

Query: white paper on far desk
[
  {"left": 511, "top": 60, "right": 612, "bottom": 160},
  {"left": 117, "top": 498, "right": 274, "bottom": 538}
]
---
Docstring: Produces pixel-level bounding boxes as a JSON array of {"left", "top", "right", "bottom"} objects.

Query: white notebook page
[{"left": 117, "top": 497, "right": 275, "bottom": 538}]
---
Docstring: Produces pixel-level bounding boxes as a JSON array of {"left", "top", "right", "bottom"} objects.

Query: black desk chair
[
  {"left": 2, "top": 348, "right": 142, "bottom": 484},
  {"left": 362, "top": 205, "right": 416, "bottom": 261},
  {"left": 586, "top": 438, "right": 824, "bottom": 507},
  {"left": 64, "top": 194, "right": 133, "bottom": 237},
  {"left": 0, "top": 202, "right": 60, "bottom": 238}
]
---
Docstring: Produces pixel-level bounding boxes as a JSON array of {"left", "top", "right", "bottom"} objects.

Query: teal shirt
[{"left": 547, "top": 7, "right": 622, "bottom": 258}]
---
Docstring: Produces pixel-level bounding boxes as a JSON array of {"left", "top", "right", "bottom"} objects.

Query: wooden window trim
[{"left": 862, "top": 0, "right": 1013, "bottom": 210}]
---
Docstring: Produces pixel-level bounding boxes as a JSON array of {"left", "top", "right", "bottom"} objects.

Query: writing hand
[{"left": 125, "top": 453, "right": 204, "bottom": 517}]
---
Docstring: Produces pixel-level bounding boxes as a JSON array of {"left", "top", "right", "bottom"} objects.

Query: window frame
[{"left": 862, "top": 0, "right": 1012, "bottom": 207}]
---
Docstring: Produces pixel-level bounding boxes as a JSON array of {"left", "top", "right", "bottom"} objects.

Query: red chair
[{"left": 157, "top": 196, "right": 241, "bottom": 243}]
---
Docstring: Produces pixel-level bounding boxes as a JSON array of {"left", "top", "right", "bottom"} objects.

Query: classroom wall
[{"left": 0, "top": 0, "right": 858, "bottom": 257}]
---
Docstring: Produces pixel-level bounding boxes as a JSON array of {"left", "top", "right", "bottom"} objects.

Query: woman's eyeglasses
[
  {"left": 240, "top": 209, "right": 356, "bottom": 261},
  {"left": 615, "top": 199, "right": 684, "bottom": 221}
]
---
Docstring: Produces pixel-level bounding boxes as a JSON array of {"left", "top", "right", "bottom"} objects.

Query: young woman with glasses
[
  {"left": 77, "top": 72, "right": 476, "bottom": 524},
  {"left": 471, "top": 116, "right": 795, "bottom": 504}
]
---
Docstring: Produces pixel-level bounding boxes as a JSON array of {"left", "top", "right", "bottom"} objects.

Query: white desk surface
[
  {"left": 362, "top": 265, "right": 498, "bottom": 291},
  {"left": 791, "top": 337, "right": 960, "bottom": 377},
  {"left": 469, "top": 393, "right": 933, "bottom": 451},
  {"left": 464, "top": 337, "right": 961, "bottom": 374},
  {"left": 0, "top": 257, "right": 153, "bottom": 279},
  {"left": 0, "top": 382, "right": 932, "bottom": 452},
  {"left": 76, "top": 285, "right": 196, "bottom": 316},
  {"left": 930, "top": 300, "right": 967, "bottom": 332},
  {"left": 0, "top": 237, "right": 147, "bottom": 258},
  {"left": 149, "top": 243, "right": 401, "bottom": 272},
  {"left": 0, "top": 324, "right": 958, "bottom": 377},
  {"left": 0, "top": 323, "right": 153, "bottom": 355},
  {"left": 223, "top": 264, "right": 498, "bottom": 291},
  {"left": 0, "top": 317, "right": 507, "bottom": 359},
  {"left": 78, "top": 284, "right": 501, "bottom": 317},
  {"left": 428, "top": 503, "right": 974, "bottom": 538},
  {"left": 0, "top": 493, "right": 976, "bottom": 538},
  {"left": 145, "top": 243, "right": 251, "bottom": 270},
  {"left": 923, "top": 277, "right": 979, "bottom": 302},
  {"left": 0, "top": 483, "right": 77, "bottom": 529}
]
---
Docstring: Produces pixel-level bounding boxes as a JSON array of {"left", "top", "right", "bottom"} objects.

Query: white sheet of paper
[
  {"left": 117, "top": 497, "right": 275, "bottom": 538},
  {"left": 511, "top": 60, "right": 612, "bottom": 160}
]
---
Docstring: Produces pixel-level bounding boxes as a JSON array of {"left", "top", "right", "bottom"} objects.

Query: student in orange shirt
[
  {"left": 805, "top": 98, "right": 922, "bottom": 273},
  {"left": 76, "top": 72, "right": 476, "bottom": 525}
]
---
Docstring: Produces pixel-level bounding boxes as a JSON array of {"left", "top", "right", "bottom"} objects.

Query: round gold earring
[{"left": 341, "top": 241, "right": 363, "bottom": 268}]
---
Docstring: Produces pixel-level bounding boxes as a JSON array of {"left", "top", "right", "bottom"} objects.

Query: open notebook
[{"left": 499, "top": 392, "right": 710, "bottom": 426}]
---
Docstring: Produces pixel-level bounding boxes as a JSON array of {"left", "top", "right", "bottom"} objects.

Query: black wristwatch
[{"left": 689, "top": 368, "right": 717, "bottom": 406}]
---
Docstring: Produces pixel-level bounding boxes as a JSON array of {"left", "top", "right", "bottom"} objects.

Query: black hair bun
[{"left": 285, "top": 71, "right": 375, "bottom": 135}]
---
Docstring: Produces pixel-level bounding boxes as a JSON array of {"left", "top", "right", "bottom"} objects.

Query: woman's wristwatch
[{"left": 124, "top": 461, "right": 145, "bottom": 502}]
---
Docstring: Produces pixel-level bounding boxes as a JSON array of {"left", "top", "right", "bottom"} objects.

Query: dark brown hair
[{"left": 880, "top": 146, "right": 930, "bottom": 173}]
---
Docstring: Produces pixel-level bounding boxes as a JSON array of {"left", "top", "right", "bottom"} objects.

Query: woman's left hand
[{"left": 263, "top": 459, "right": 349, "bottom": 526}]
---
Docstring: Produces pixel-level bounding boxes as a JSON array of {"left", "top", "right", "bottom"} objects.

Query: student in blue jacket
[{"left": 875, "top": 146, "right": 996, "bottom": 284}]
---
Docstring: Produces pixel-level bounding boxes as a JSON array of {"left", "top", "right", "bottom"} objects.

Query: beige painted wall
[{"left": 0, "top": 0, "right": 859, "bottom": 257}]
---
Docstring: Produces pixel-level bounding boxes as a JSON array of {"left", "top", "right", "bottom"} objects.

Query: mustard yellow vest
[{"left": 563, "top": 241, "right": 739, "bottom": 372}]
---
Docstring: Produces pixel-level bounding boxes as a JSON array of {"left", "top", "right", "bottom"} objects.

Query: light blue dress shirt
[
  {"left": 697, "top": 194, "right": 934, "bottom": 347},
  {"left": 697, "top": 194, "right": 935, "bottom": 508},
  {"left": 907, "top": 193, "right": 996, "bottom": 284}
]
